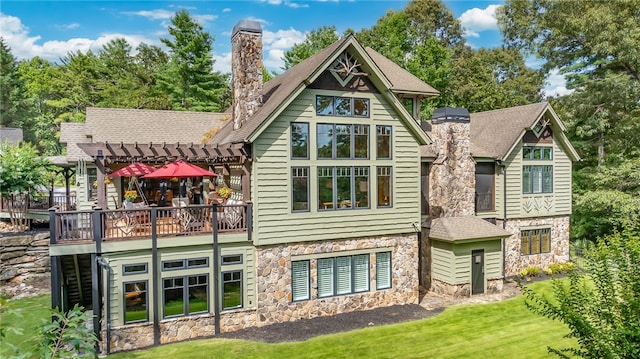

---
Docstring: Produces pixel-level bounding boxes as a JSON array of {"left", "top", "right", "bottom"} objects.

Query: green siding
[
  {"left": 431, "top": 240, "right": 454, "bottom": 282},
  {"left": 451, "top": 240, "right": 502, "bottom": 284},
  {"left": 252, "top": 89, "right": 422, "bottom": 246},
  {"left": 103, "top": 244, "right": 255, "bottom": 327},
  {"left": 503, "top": 132, "right": 573, "bottom": 219}
]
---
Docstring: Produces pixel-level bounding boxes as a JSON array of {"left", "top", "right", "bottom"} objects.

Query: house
[{"left": 50, "top": 19, "right": 579, "bottom": 354}]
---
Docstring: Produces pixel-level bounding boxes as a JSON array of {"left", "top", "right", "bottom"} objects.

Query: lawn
[
  {"left": 1, "top": 281, "right": 576, "bottom": 359},
  {"left": 110, "top": 280, "right": 575, "bottom": 359},
  {"left": 0, "top": 295, "right": 51, "bottom": 357}
]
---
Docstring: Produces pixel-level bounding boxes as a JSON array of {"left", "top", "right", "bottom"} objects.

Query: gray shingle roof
[
  {"left": 421, "top": 102, "right": 552, "bottom": 160},
  {"left": 59, "top": 108, "right": 227, "bottom": 162},
  {"left": 86, "top": 107, "right": 226, "bottom": 143},
  {"left": 213, "top": 34, "right": 439, "bottom": 145},
  {"left": 427, "top": 216, "right": 512, "bottom": 242},
  {"left": 365, "top": 47, "right": 440, "bottom": 95}
]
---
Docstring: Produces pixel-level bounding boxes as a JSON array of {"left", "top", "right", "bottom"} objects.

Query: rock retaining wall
[{"left": 0, "top": 231, "right": 50, "bottom": 282}]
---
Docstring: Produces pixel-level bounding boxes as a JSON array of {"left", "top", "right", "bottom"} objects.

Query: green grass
[
  {"left": 0, "top": 295, "right": 51, "bottom": 357},
  {"left": 110, "top": 280, "right": 576, "bottom": 359},
  {"left": 0, "top": 281, "right": 576, "bottom": 359}
]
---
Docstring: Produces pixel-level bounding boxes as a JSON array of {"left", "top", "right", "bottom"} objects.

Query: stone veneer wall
[
  {"left": 255, "top": 234, "right": 419, "bottom": 326},
  {"left": 430, "top": 278, "right": 503, "bottom": 299},
  {"left": 104, "top": 308, "right": 257, "bottom": 353},
  {"left": 428, "top": 121, "right": 475, "bottom": 217},
  {"left": 501, "top": 216, "right": 570, "bottom": 276},
  {"left": 0, "top": 232, "right": 50, "bottom": 281}
]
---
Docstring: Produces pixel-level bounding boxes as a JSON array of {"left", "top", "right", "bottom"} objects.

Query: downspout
[
  {"left": 96, "top": 257, "right": 111, "bottom": 355},
  {"left": 498, "top": 160, "right": 507, "bottom": 279}
]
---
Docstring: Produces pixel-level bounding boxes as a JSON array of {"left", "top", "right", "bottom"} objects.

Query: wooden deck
[{"left": 50, "top": 203, "right": 252, "bottom": 245}]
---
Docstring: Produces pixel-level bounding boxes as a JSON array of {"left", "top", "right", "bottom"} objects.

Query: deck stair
[{"left": 60, "top": 254, "right": 93, "bottom": 309}]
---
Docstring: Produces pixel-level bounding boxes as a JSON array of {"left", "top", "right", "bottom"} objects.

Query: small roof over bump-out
[
  {"left": 426, "top": 216, "right": 512, "bottom": 242},
  {"left": 232, "top": 19, "right": 262, "bottom": 37}
]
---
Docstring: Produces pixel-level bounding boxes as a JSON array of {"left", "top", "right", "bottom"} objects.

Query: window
[
  {"left": 377, "top": 166, "right": 392, "bottom": 207},
  {"left": 124, "top": 281, "right": 148, "bottom": 323},
  {"left": 521, "top": 228, "right": 551, "bottom": 255},
  {"left": 523, "top": 146, "right": 552, "bottom": 160},
  {"left": 222, "top": 271, "right": 242, "bottom": 310},
  {"left": 87, "top": 168, "right": 97, "bottom": 201},
  {"left": 475, "top": 163, "right": 495, "bottom": 212},
  {"left": 291, "top": 123, "right": 309, "bottom": 159},
  {"left": 523, "top": 165, "right": 553, "bottom": 194},
  {"left": 163, "top": 275, "right": 208, "bottom": 317},
  {"left": 291, "top": 261, "right": 310, "bottom": 301},
  {"left": 292, "top": 167, "right": 310, "bottom": 212},
  {"left": 123, "top": 263, "right": 147, "bottom": 275},
  {"left": 317, "top": 123, "right": 369, "bottom": 159},
  {"left": 376, "top": 125, "right": 392, "bottom": 159},
  {"left": 376, "top": 252, "right": 391, "bottom": 290},
  {"left": 317, "top": 254, "right": 370, "bottom": 298},
  {"left": 222, "top": 255, "right": 243, "bottom": 265},
  {"left": 318, "top": 166, "right": 369, "bottom": 210},
  {"left": 316, "top": 96, "right": 370, "bottom": 118},
  {"left": 162, "top": 258, "right": 209, "bottom": 271}
]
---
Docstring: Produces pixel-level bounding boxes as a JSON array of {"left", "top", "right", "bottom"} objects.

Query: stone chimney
[
  {"left": 428, "top": 107, "right": 475, "bottom": 217},
  {"left": 231, "top": 19, "right": 263, "bottom": 130}
]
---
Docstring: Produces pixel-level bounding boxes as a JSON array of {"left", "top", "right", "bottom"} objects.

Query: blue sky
[{"left": 0, "top": 0, "right": 567, "bottom": 95}]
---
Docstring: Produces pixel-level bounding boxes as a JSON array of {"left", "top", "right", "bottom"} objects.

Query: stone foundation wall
[
  {"left": 0, "top": 231, "right": 50, "bottom": 282},
  {"left": 255, "top": 234, "right": 419, "bottom": 326},
  {"left": 105, "top": 308, "right": 257, "bottom": 353},
  {"left": 502, "top": 216, "right": 570, "bottom": 276},
  {"left": 430, "top": 278, "right": 503, "bottom": 298}
]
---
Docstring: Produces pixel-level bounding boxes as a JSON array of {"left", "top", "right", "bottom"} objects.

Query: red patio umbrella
[
  {"left": 108, "top": 162, "right": 157, "bottom": 177},
  {"left": 141, "top": 160, "right": 217, "bottom": 179}
]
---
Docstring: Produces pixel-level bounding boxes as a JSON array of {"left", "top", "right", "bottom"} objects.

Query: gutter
[
  {"left": 96, "top": 257, "right": 111, "bottom": 355},
  {"left": 497, "top": 160, "right": 507, "bottom": 279}
]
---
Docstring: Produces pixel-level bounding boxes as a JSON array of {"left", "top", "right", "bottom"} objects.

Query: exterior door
[{"left": 471, "top": 249, "right": 484, "bottom": 295}]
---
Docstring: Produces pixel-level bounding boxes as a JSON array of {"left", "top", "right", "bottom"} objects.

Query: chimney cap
[
  {"left": 431, "top": 107, "right": 470, "bottom": 123},
  {"left": 232, "top": 19, "right": 262, "bottom": 38}
]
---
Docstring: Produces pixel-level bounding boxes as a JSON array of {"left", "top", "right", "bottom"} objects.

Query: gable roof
[
  {"left": 427, "top": 216, "right": 512, "bottom": 242},
  {"left": 421, "top": 102, "right": 580, "bottom": 161},
  {"left": 212, "top": 34, "right": 436, "bottom": 146},
  {"left": 59, "top": 107, "right": 227, "bottom": 162},
  {"left": 365, "top": 47, "right": 439, "bottom": 96}
]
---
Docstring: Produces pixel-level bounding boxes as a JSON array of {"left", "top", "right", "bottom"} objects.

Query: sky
[{"left": 0, "top": 0, "right": 567, "bottom": 96}]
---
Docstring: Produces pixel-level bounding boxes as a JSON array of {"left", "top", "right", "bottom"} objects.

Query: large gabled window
[
  {"left": 316, "top": 96, "right": 370, "bottom": 118},
  {"left": 291, "top": 123, "right": 309, "bottom": 159},
  {"left": 318, "top": 166, "right": 369, "bottom": 210},
  {"left": 317, "top": 123, "right": 369, "bottom": 159},
  {"left": 523, "top": 146, "right": 553, "bottom": 194}
]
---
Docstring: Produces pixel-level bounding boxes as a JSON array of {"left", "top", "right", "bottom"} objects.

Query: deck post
[
  {"left": 50, "top": 256, "right": 62, "bottom": 312},
  {"left": 212, "top": 202, "right": 220, "bottom": 335},
  {"left": 91, "top": 253, "right": 101, "bottom": 349},
  {"left": 151, "top": 209, "right": 160, "bottom": 346}
]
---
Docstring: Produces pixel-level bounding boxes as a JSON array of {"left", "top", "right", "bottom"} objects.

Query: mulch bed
[{"left": 218, "top": 304, "right": 444, "bottom": 343}]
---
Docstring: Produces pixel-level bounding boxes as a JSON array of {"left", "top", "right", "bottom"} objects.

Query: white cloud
[
  {"left": 459, "top": 4, "right": 501, "bottom": 38},
  {"left": 259, "top": 0, "right": 310, "bottom": 8},
  {"left": 56, "top": 22, "right": 80, "bottom": 30},
  {"left": 222, "top": 8, "right": 231, "bottom": 13},
  {"left": 544, "top": 68, "right": 573, "bottom": 97},
  {"left": 0, "top": 13, "right": 158, "bottom": 62},
  {"left": 213, "top": 52, "right": 232, "bottom": 73},
  {"left": 122, "top": 9, "right": 175, "bottom": 20}
]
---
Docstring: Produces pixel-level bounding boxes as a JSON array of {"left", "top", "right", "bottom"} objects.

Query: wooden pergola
[{"left": 77, "top": 142, "right": 252, "bottom": 208}]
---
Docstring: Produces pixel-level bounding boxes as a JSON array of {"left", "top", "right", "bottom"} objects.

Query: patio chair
[{"left": 172, "top": 198, "right": 198, "bottom": 232}]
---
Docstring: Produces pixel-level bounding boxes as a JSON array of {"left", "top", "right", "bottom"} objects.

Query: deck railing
[{"left": 50, "top": 203, "right": 252, "bottom": 244}]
